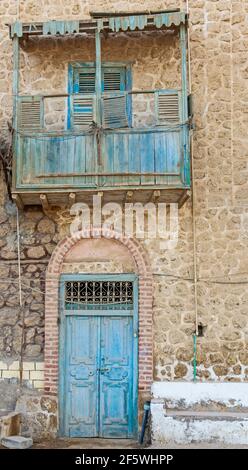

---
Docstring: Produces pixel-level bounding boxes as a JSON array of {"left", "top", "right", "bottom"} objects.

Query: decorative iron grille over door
[{"left": 65, "top": 280, "right": 133, "bottom": 310}]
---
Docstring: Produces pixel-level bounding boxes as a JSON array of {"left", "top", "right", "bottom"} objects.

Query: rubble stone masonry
[{"left": 0, "top": 0, "right": 248, "bottom": 396}]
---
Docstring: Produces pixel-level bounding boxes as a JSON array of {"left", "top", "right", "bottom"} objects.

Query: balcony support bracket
[
  {"left": 178, "top": 189, "right": 191, "bottom": 208},
  {"left": 12, "top": 194, "right": 24, "bottom": 210},
  {"left": 40, "top": 194, "right": 50, "bottom": 211}
]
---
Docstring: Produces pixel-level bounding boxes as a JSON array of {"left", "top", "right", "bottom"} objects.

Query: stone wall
[
  {"left": 0, "top": 360, "right": 44, "bottom": 390},
  {"left": 0, "top": 0, "right": 248, "bottom": 397}
]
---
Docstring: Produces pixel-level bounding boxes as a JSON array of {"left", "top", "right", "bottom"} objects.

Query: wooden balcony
[
  {"left": 12, "top": 124, "right": 190, "bottom": 207},
  {"left": 10, "top": 10, "right": 191, "bottom": 208}
]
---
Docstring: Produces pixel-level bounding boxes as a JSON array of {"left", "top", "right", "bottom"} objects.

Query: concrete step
[
  {"left": 166, "top": 409, "right": 248, "bottom": 420},
  {"left": 151, "top": 405, "right": 248, "bottom": 445}
]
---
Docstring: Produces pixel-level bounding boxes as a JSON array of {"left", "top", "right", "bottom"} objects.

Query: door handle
[{"left": 100, "top": 368, "right": 110, "bottom": 374}]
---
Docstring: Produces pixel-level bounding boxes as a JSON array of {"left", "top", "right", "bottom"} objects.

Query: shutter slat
[
  {"left": 102, "top": 94, "right": 128, "bottom": 129},
  {"left": 157, "top": 93, "right": 179, "bottom": 124},
  {"left": 19, "top": 97, "right": 42, "bottom": 130}
]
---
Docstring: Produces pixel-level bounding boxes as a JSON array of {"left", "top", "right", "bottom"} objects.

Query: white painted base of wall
[{"left": 151, "top": 382, "right": 248, "bottom": 445}]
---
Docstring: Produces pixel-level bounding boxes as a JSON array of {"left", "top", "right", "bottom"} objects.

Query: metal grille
[{"left": 65, "top": 281, "right": 133, "bottom": 310}]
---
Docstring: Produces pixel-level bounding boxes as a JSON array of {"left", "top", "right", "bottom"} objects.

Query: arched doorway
[{"left": 45, "top": 227, "right": 153, "bottom": 438}]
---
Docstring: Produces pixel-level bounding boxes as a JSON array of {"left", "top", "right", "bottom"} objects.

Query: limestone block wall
[
  {"left": 0, "top": 360, "right": 44, "bottom": 390},
  {"left": 0, "top": 0, "right": 248, "bottom": 389}
]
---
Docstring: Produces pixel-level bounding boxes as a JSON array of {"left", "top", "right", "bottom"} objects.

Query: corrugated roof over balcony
[{"left": 10, "top": 10, "right": 187, "bottom": 38}]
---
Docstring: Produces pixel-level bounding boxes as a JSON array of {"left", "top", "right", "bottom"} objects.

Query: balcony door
[{"left": 68, "top": 62, "right": 132, "bottom": 130}]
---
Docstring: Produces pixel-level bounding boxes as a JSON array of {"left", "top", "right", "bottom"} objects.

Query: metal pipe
[
  {"left": 193, "top": 333, "right": 197, "bottom": 381},
  {"left": 139, "top": 401, "right": 150, "bottom": 445}
]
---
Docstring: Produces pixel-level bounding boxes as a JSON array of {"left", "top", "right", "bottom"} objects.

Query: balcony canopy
[{"left": 9, "top": 10, "right": 187, "bottom": 38}]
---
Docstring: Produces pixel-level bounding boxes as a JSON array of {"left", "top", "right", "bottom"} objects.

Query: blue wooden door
[
  {"left": 99, "top": 316, "right": 134, "bottom": 437},
  {"left": 64, "top": 316, "right": 99, "bottom": 437},
  {"left": 60, "top": 275, "right": 138, "bottom": 439}
]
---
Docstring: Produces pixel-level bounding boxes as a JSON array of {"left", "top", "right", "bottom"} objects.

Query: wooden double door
[{"left": 59, "top": 275, "right": 138, "bottom": 438}]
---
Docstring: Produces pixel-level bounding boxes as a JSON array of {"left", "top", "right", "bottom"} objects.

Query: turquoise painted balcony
[
  {"left": 12, "top": 87, "right": 191, "bottom": 207},
  {"left": 10, "top": 11, "right": 191, "bottom": 208},
  {"left": 13, "top": 123, "right": 190, "bottom": 206}
]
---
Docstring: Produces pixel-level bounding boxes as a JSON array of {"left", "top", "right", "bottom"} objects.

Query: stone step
[
  {"left": 0, "top": 412, "right": 20, "bottom": 439},
  {"left": 1, "top": 435, "right": 33, "bottom": 449}
]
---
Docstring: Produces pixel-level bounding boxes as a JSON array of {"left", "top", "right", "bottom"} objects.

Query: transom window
[{"left": 65, "top": 280, "right": 134, "bottom": 310}]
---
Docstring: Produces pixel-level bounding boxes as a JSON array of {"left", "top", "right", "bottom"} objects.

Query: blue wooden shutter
[
  {"left": 77, "top": 69, "right": 96, "bottom": 94},
  {"left": 102, "top": 94, "right": 128, "bottom": 129},
  {"left": 102, "top": 68, "right": 126, "bottom": 92},
  {"left": 156, "top": 91, "right": 180, "bottom": 125},
  {"left": 18, "top": 96, "right": 43, "bottom": 131},
  {"left": 72, "top": 95, "right": 96, "bottom": 128},
  {"left": 72, "top": 68, "right": 96, "bottom": 128},
  {"left": 102, "top": 67, "right": 128, "bottom": 129}
]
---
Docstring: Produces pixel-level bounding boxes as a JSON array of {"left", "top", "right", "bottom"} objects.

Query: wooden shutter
[
  {"left": 18, "top": 96, "right": 43, "bottom": 131},
  {"left": 156, "top": 92, "right": 180, "bottom": 125},
  {"left": 73, "top": 68, "right": 95, "bottom": 94},
  {"left": 72, "top": 95, "right": 95, "bottom": 128},
  {"left": 103, "top": 68, "right": 126, "bottom": 92},
  {"left": 102, "top": 67, "right": 128, "bottom": 128},
  {"left": 78, "top": 70, "right": 96, "bottom": 94},
  {"left": 102, "top": 94, "right": 128, "bottom": 129}
]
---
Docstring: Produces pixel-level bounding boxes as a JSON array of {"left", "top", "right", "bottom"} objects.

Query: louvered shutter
[
  {"left": 71, "top": 68, "right": 96, "bottom": 128},
  {"left": 102, "top": 94, "right": 128, "bottom": 129},
  {"left": 70, "top": 65, "right": 130, "bottom": 129},
  {"left": 78, "top": 70, "right": 96, "bottom": 94},
  {"left": 72, "top": 95, "right": 95, "bottom": 129},
  {"left": 103, "top": 70, "right": 124, "bottom": 92},
  {"left": 102, "top": 67, "right": 128, "bottom": 128},
  {"left": 156, "top": 92, "right": 180, "bottom": 125},
  {"left": 18, "top": 96, "right": 43, "bottom": 131}
]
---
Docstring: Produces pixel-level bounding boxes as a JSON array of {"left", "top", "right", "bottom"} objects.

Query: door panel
[
  {"left": 99, "top": 316, "right": 133, "bottom": 437},
  {"left": 65, "top": 316, "right": 99, "bottom": 437}
]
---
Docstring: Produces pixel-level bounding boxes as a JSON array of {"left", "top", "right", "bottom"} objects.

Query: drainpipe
[
  {"left": 186, "top": 1, "right": 199, "bottom": 378},
  {"left": 139, "top": 401, "right": 150, "bottom": 445}
]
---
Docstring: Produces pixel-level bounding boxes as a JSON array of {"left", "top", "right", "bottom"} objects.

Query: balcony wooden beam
[
  {"left": 12, "top": 194, "right": 24, "bottom": 210},
  {"left": 40, "top": 194, "right": 50, "bottom": 211},
  {"left": 178, "top": 189, "right": 191, "bottom": 208},
  {"left": 68, "top": 192, "right": 76, "bottom": 208},
  {"left": 152, "top": 190, "right": 161, "bottom": 203},
  {"left": 125, "top": 191, "right": 133, "bottom": 203}
]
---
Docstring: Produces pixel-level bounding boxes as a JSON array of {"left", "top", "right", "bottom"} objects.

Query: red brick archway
[{"left": 44, "top": 226, "right": 153, "bottom": 396}]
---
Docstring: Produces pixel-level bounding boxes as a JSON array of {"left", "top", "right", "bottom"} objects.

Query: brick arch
[{"left": 45, "top": 226, "right": 153, "bottom": 396}]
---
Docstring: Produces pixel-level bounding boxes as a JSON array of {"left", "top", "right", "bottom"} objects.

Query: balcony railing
[{"left": 13, "top": 89, "right": 190, "bottom": 203}]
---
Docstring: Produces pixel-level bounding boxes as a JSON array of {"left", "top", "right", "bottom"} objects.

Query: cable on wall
[{"left": 16, "top": 206, "right": 25, "bottom": 385}]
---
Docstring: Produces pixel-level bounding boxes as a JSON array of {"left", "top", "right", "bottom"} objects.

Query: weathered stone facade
[{"left": 0, "top": 1, "right": 248, "bottom": 435}]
